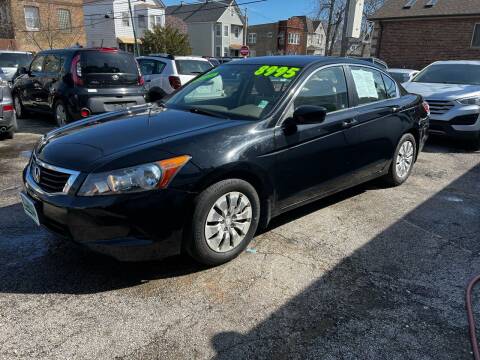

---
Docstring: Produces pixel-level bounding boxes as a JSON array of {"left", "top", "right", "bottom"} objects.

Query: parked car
[
  {"left": 203, "top": 56, "right": 221, "bottom": 67},
  {"left": 388, "top": 68, "right": 419, "bottom": 84},
  {"left": 350, "top": 56, "right": 388, "bottom": 70},
  {"left": 137, "top": 54, "right": 213, "bottom": 101},
  {"left": 403, "top": 60, "right": 480, "bottom": 148},
  {"left": 0, "top": 50, "right": 33, "bottom": 83},
  {"left": 0, "top": 80, "right": 16, "bottom": 139},
  {"left": 21, "top": 56, "right": 429, "bottom": 265},
  {"left": 12, "top": 48, "right": 146, "bottom": 126}
]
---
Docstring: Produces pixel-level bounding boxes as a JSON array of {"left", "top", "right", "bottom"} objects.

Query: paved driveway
[{"left": 1, "top": 117, "right": 479, "bottom": 359}]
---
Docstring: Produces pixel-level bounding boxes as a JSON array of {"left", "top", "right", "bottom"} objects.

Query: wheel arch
[{"left": 192, "top": 163, "right": 275, "bottom": 231}]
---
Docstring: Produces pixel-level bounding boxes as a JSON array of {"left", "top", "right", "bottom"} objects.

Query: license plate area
[
  {"left": 105, "top": 102, "right": 135, "bottom": 111},
  {"left": 20, "top": 193, "right": 40, "bottom": 226}
]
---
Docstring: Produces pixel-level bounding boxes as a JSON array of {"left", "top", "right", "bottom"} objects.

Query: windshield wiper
[{"left": 188, "top": 107, "right": 229, "bottom": 119}]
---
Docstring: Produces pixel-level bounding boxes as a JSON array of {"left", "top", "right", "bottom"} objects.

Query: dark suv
[{"left": 12, "top": 48, "right": 146, "bottom": 126}]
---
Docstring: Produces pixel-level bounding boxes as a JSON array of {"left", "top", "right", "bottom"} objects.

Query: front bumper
[
  {"left": 428, "top": 104, "right": 480, "bottom": 140},
  {"left": 22, "top": 164, "right": 194, "bottom": 261}
]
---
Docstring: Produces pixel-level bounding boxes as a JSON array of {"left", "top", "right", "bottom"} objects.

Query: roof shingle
[{"left": 370, "top": 0, "right": 480, "bottom": 20}]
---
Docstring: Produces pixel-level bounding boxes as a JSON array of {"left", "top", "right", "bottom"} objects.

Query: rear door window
[
  {"left": 175, "top": 60, "right": 213, "bottom": 75},
  {"left": 43, "top": 55, "right": 63, "bottom": 74},
  {"left": 138, "top": 59, "right": 166, "bottom": 75},
  {"left": 350, "top": 66, "right": 387, "bottom": 105}
]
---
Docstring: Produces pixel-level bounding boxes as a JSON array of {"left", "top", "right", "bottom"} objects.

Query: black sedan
[{"left": 21, "top": 56, "right": 430, "bottom": 265}]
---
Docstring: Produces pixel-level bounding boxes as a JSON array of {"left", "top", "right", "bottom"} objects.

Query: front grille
[
  {"left": 31, "top": 162, "right": 71, "bottom": 193},
  {"left": 450, "top": 114, "right": 479, "bottom": 125},
  {"left": 426, "top": 100, "right": 455, "bottom": 115}
]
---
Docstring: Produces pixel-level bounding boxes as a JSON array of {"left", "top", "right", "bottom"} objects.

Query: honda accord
[{"left": 21, "top": 56, "right": 429, "bottom": 265}]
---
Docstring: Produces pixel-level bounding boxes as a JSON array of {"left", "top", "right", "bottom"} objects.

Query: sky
[{"left": 162, "top": 0, "right": 315, "bottom": 25}]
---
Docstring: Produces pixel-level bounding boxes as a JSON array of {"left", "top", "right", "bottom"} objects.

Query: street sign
[{"left": 240, "top": 46, "right": 250, "bottom": 57}]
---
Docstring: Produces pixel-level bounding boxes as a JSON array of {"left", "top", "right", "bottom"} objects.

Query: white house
[
  {"left": 83, "top": 0, "right": 165, "bottom": 53},
  {"left": 166, "top": 0, "right": 245, "bottom": 57}
]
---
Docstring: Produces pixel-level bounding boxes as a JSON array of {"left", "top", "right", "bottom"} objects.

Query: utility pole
[
  {"left": 243, "top": 7, "right": 248, "bottom": 46},
  {"left": 340, "top": 0, "right": 352, "bottom": 57},
  {"left": 128, "top": 0, "right": 140, "bottom": 56}
]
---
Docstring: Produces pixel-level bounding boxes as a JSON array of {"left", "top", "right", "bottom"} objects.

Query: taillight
[
  {"left": 169, "top": 76, "right": 182, "bottom": 90},
  {"left": 80, "top": 108, "right": 91, "bottom": 118},
  {"left": 70, "top": 54, "right": 83, "bottom": 86},
  {"left": 2, "top": 104, "right": 13, "bottom": 112},
  {"left": 138, "top": 75, "right": 145, "bottom": 86},
  {"left": 422, "top": 101, "right": 430, "bottom": 116}
]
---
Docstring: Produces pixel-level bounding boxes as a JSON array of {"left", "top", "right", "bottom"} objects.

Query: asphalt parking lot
[{"left": 1, "top": 116, "right": 479, "bottom": 359}]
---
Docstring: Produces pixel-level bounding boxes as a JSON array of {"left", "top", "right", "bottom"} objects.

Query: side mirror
[
  {"left": 293, "top": 105, "right": 327, "bottom": 125},
  {"left": 18, "top": 67, "right": 28, "bottom": 75}
]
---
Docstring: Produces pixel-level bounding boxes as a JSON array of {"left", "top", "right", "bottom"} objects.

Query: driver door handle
[{"left": 342, "top": 118, "right": 358, "bottom": 128}]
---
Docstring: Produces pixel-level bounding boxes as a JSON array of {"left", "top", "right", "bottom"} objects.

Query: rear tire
[
  {"left": 54, "top": 100, "right": 70, "bottom": 127},
  {"left": 187, "top": 179, "right": 260, "bottom": 266},
  {"left": 384, "top": 133, "right": 417, "bottom": 186},
  {"left": 465, "top": 132, "right": 480, "bottom": 151},
  {"left": 13, "top": 95, "right": 26, "bottom": 119}
]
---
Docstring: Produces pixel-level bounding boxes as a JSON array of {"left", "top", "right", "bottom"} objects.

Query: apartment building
[
  {"left": 166, "top": 0, "right": 245, "bottom": 57},
  {"left": 83, "top": 0, "right": 165, "bottom": 52}
]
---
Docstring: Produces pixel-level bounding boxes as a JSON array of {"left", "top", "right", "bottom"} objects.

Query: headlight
[
  {"left": 78, "top": 155, "right": 191, "bottom": 196},
  {"left": 457, "top": 97, "right": 480, "bottom": 105}
]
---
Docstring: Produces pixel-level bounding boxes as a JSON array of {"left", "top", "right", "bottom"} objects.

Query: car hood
[
  {"left": 403, "top": 82, "right": 480, "bottom": 101},
  {"left": 35, "top": 106, "right": 240, "bottom": 172}
]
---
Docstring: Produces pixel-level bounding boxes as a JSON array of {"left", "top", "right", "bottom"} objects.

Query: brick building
[
  {"left": 0, "top": 0, "right": 86, "bottom": 52},
  {"left": 247, "top": 16, "right": 325, "bottom": 56},
  {"left": 369, "top": 0, "right": 480, "bottom": 70}
]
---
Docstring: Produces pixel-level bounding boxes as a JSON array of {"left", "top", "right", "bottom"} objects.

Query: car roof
[
  {"left": 388, "top": 68, "right": 418, "bottom": 73},
  {"left": 227, "top": 55, "right": 387, "bottom": 69},
  {"left": 37, "top": 48, "right": 131, "bottom": 55},
  {"left": 431, "top": 60, "right": 480, "bottom": 66}
]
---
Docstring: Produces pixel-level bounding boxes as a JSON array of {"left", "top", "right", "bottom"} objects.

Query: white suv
[{"left": 137, "top": 54, "right": 213, "bottom": 101}]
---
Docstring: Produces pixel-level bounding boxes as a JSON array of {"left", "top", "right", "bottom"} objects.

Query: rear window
[
  {"left": 0, "top": 53, "right": 32, "bottom": 68},
  {"left": 81, "top": 51, "right": 139, "bottom": 75},
  {"left": 175, "top": 60, "right": 212, "bottom": 75}
]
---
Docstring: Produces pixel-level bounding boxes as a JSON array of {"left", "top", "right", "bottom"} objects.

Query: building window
[
  {"left": 155, "top": 16, "right": 162, "bottom": 26},
  {"left": 288, "top": 33, "right": 300, "bottom": 45},
  {"left": 267, "top": 32, "right": 273, "bottom": 38},
  {"left": 24, "top": 6, "right": 40, "bottom": 31},
  {"left": 224, "top": 25, "right": 229, "bottom": 36},
  {"left": 215, "top": 46, "right": 221, "bottom": 57},
  {"left": 472, "top": 24, "right": 480, "bottom": 48},
  {"left": 224, "top": 47, "right": 229, "bottom": 56},
  {"left": 122, "top": 12, "right": 130, "bottom": 27},
  {"left": 278, "top": 32, "right": 285, "bottom": 45},
  {"left": 57, "top": 9, "right": 71, "bottom": 32},
  {"left": 215, "top": 24, "right": 221, "bottom": 36},
  {"left": 248, "top": 33, "right": 256, "bottom": 44},
  {"left": 138, "top": 15, "right": 146, "bottom": 28},
  {"left": 233, "top": 26, "right": 240, "bottom": 38}
]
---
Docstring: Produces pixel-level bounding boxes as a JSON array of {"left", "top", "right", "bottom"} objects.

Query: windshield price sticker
[{"left": 254, "top": 65, "right": 301, "bottom": 79}]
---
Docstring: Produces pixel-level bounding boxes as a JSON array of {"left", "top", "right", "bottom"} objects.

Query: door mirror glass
[{"left": 293, "top": 105, "right": 327, "bottom": 124}]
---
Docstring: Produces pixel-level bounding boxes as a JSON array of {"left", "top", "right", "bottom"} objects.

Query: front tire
[
  {"left": 54, "top": 100, "right": 70, "bottom": 127},
  {"left": 187, "top": 179, "right": 260, "bottom": 266},
  {"left": 384, "top": 133, "right": 417, "bottom": 186}
]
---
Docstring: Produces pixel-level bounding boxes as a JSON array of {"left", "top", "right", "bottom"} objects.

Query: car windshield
[
  {"left": 0, "top": 53, "right": 32, "bottom": 68},
  {"left": 413, "top": 64, "right": 480, "bottom": 85},
  {"left": 389, "top": 72, "right": 409, "bottom": 83},
  {"left": 166, "top": 63, "right": 302, "bottom": 120},
  {"left": 175, "top": 60, "right": 213, "bottom": 75}
]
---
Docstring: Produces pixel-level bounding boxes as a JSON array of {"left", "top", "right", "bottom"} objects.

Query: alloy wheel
[
  {"left": 55, "top": 103, "right": 67, "bottom": 126},
  {"left": 396, "top": 140, "right": 414, "bottom": 179},
  {"left": 204, "top": 191, "right": 252, "bottom": 253}
]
